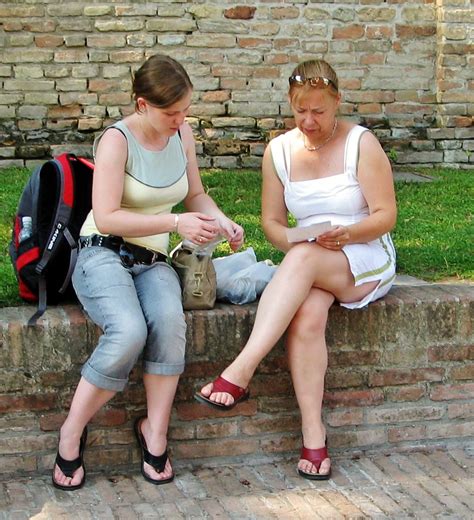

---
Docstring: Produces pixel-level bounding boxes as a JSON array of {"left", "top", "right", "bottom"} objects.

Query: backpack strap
[
  {"left": 27, "top": 277, "right": 47, "bottom": 327},
  {"left": 59, "top": 226, "right": 78, "bottom": 294},
  {"left": 30, "top": 154, "right": 76, "bottom": 325}
]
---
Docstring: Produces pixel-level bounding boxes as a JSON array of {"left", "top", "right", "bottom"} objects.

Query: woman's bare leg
[
  {"left": 286, "top": 288, "right": 334, "bottom": 476},
  {"left": 200, "top": 243, "right": 377, "bottom": 406},
  {"left": 139, "top": 373, "right": 180, "bottom": 481},
  {"left": 53, "top": 378, "right": 115, "bottom": 487}
]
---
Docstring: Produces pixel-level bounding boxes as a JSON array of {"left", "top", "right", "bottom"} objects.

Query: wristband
[{"left": 174, "top": 214, "right": 179, "bottom": 232}]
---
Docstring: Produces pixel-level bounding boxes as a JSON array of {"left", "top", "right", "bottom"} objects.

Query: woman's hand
[
  {"left": 177, "top": 212, "right": 220, "bottom": 245},
  {"left": 217, "top": 216, "right": 245, "bottom": 252},
  {"left": 317, "top": 225, "right": 350, "bottom": 250}
]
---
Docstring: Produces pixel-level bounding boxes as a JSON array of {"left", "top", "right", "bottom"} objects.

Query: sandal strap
[
  {"left": 212, "top": 375, "right": 247, "bottom": 400},
  {"left": 300, "top": 445, "right": 329, "bottom": 472},
  {"left": 55, "top": 428, "right": 87, "bottom": 478},
  {"left": 55, "top": 452, "right": 82, "bottom": 477},
  {"left": 143, "top": 447, "right": 168, "bottom": 473}
]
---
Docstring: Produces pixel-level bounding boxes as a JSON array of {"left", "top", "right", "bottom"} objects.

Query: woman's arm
[
  {"left": 92, "top": 129, "right": 178, "bottom": 237},
  {"left": 317, "top": 131, "right": 397, "bottom": 248},
  {"left": 180, "top": 122, "right": 244, "bottom": 250},
  {"left": 261, "top": 146, "right": 292, "bottom": 253}
]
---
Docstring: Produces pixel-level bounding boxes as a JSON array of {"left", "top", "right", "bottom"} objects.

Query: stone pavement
[{"left": 1, "top": 443, "right": 473, "bottom": 519}]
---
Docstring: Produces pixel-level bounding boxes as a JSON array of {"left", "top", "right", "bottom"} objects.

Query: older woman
[{"left": 196, "top": 58, "right": 396, "bottom": 480}]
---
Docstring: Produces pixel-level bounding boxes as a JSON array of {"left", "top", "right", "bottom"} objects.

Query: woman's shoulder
[
  {"left": 269, "top": 127, "right": 298, "bottom": 147},
  {"left": 94, "top": 120, "right": 128, "bottom": 157}
]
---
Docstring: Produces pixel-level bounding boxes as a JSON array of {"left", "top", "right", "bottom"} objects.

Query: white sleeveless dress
[{"left": 270, "top": 124, "right": 396, "bottom": 309}]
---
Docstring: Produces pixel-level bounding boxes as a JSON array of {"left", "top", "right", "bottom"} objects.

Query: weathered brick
[
  {"left": 448, "top": 401, "right": 474, "bottom": 419},
  {"left": 187, "top": 34, "right": 236, "bottom": 48},
  {"left": 176, "top": 400, "right": 257, "bottom": 421},
  {"left": 450, "top": 364, "right": 474, "bottom": 380},
  {"left": 196, "top": 420, "right": 239, "bottom": 439},
  {"left": 95, "top": 19, "right": 144, "bottom": 32},
  {"left": 324, "top": 389, "right": 384, "bottom": 408},
  {"left": 0, "top": 394, "right": 57, "bottom": 413},
  {"left": 224, "top": 6, "right": 256, "bottom": 20},
  {"left": 367, "top": 405, "right": 445, "bottom": 424},
  {"left": 430, "top": 382, "right": 474, "bottom": 401},
  {"left": 176, "top": 438, "right": 260, "bottom": 459},
  {"left": 386, "top": 385, "right": 426, "bottom": 402},
  {"left": 426, "top": 421, "right": 474, "bottom": 439},
  {"left": 369, "top": 368, "right": 445, "bottom": 387},
  {"left": 388, "top": 424, "right": 427, "bottom": 443},
  {"left": 325, "top": 409, "right": 364, "bottom": 427},
  {"left": 333, "top": 25, "right": 365, "bottom": 39}
]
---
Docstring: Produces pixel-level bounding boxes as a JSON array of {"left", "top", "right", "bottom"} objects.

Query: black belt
[{"left": 79, "top": 235, "right": 167, "bottom": 266}]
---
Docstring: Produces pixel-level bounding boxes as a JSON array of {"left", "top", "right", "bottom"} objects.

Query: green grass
[
  {"left": 392, "top": 168, "right": 473, "bottom": 281},
  {"left": 0, "top": 165, "right": 472, "bottom": 307}
]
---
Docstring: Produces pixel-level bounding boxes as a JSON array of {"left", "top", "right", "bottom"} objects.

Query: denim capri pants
[{"left": 72, "top": 245, "right": 186, "bottom": 392}]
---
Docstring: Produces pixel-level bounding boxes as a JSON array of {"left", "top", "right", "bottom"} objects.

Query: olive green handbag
[{"left": 170, "top": 241, "right": 217, "bottom": 310}]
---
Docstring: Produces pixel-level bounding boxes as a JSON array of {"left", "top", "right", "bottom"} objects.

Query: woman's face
[
  {"left": 289, "top": 88, "right": 341, "bottom": 140},
  {"left": 139, "top": 88, "right": 193, "bottom": 136}
]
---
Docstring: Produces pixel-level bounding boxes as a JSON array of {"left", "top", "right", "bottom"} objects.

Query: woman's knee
[
  {"left": 283, "top": 242, "right": 317, "bottom": 268},
  {"left": 105, "top": 318, "right": 148, "bottom": 359},
  {"left": 288, "top": 291, "right": 332, "bottom": 339}
]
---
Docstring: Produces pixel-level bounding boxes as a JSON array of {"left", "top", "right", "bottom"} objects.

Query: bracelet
[{"left": 174, "top": 214, "right": 179, "bottom": 232}]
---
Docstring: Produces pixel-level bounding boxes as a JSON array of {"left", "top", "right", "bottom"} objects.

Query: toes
[
  {"left": 200, "top": 382, "right": 213, "bottom": 397},
  {"left": 298, "top": 458, "right": 331, "bottom": 476},
  {"left": 213, "top": 391, "right": 234, "bottom": 406},
  {"left": 200, "top": 384, "right": 235, "bottom": 406},
  {"left": 144, "top": 460, "right": 173, "bottom": 481},
  {"left": 319, "top": 458, "right": 331, "bottom": 476},
  {"left": 298, "top": 460, "right": 315, "bottom": 474},
  {"left": 54, "top": 464, "right": 83, "bottom": 487}
]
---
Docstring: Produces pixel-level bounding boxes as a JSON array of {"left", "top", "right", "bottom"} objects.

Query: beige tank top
[{"left": 81, "top": 120, "right": 189, "bottom": 255}]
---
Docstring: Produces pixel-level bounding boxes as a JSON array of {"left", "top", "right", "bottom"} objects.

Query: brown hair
[
  {"left": 288, "top": 59, "right": 339, "bottom": 103},
  {"left": 133, "top": 54, "right": 193, "bottom": 112}
]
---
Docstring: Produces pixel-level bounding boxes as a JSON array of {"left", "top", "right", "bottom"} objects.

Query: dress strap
[
  {"left": 269, "top": 134, "right": 290, "bottom": 185},
  {"left": 343, "top": 125, "right": 369, "bottom": 179}
]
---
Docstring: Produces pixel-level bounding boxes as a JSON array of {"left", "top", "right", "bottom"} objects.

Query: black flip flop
[
  {"left": 52, "top": 427, "right": 88, "bottom": 491},
  {"left": 134, "top": 416, "right": 174, "bottom": 485}
]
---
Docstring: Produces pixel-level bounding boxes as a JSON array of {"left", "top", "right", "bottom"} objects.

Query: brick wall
[
  {"left": 0, "top": 0, "right": 472, "bottom": 170},
  {"left": 0, "top": 284, "right": 473, "bottom": 478}
]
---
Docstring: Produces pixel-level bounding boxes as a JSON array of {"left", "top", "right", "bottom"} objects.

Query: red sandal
[
  {"left": 298, "top": 439, "right": 331, "bottom": 481},
  {"left": 194, "top": 375, "right": 250, "bottom": 410}
]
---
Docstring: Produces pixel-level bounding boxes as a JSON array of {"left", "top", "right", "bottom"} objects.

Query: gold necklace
[{"left": 303, "top": 119, "right": 338, "bottom": 152}]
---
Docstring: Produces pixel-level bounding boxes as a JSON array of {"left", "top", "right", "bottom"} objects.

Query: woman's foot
[
  {"left": 52, "top": 427, "right": 87, "bottom": 490},
  {"left": 198, "top": 365, "right": 252, "bottom": 408},
  {"left": 298, "top": 428, "right": 331, "bottom": 480},
  {"left": 196, "top": 374, "right": 250, "bottom": 410},
  {"left": 134, "top": 416, "right": 174, "bottom": 484}
]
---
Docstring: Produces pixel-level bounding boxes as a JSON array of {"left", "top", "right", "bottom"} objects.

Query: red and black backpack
[{"left": 9, "top": 154, "right": 94, "bottom": 325}]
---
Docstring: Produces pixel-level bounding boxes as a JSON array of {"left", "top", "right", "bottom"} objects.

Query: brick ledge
[{"left": 1, "top": 284, "right": 473, "bottom": 478}]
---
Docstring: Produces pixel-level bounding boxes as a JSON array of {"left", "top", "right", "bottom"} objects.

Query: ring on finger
[{"left": 337, "top": 241, "right": 340, "bottom": 246}]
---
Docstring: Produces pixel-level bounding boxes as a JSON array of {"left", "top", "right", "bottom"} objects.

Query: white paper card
[{"left": 286, "top": 221, "right": 333, "bottom": 243}]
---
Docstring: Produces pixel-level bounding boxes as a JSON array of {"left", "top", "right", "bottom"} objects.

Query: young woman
[
  {"left": 196, "top": 59, "right": 396, "bottom": 480},
  {"left": 52, "top": 54, "right": 244, "bottom": 490}
]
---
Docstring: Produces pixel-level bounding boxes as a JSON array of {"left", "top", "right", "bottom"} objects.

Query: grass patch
[
  {"left": 393, "top": 168, "right": 473, "bottom": 281},
  {"left": 0, "top": 165, "right": 472, "bottom": 307}
]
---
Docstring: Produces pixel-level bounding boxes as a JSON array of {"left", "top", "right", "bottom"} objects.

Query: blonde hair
[
  {"left": 288, "top": 59, "right": 339, "bottom": 104},
  {"left": 133, "top": 54, "right": 193, "bottom": 112}
]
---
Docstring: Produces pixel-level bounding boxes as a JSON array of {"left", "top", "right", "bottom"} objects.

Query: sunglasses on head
[{"left": 288, "top": 75, "right": 337, "bottom": 90}]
